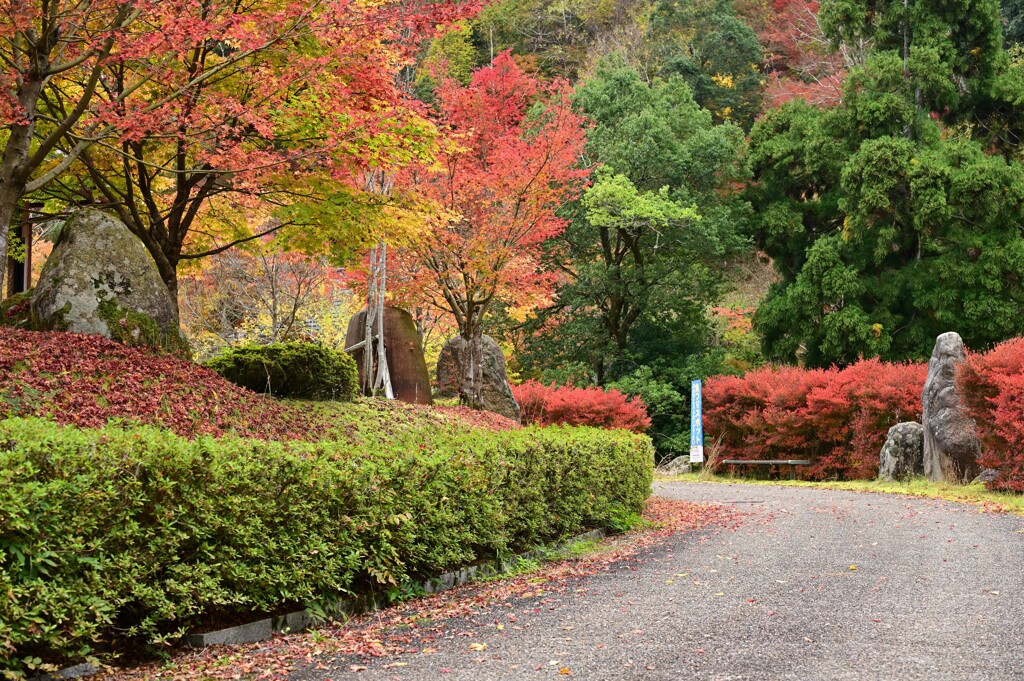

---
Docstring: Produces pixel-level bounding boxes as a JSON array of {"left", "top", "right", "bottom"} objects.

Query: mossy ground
[
  {"left": 656, "top": 471, "right": 1024, "bottom": 516},
  {"left": 96, "top": 297, "right": 191, "bottom": 357}
]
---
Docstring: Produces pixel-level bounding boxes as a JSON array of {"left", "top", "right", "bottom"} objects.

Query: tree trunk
[
  {"left": 0, "top": 76, "right": 44, "bottom": 298},
  {"left": 459, "top": 328, "right": 485, "bottom": 410},
  {"left": 152, "top": 250, "right": 181, "bottom": 321},
  {"left": 0, "top": 190, "right": 20, "bottom": 297}
]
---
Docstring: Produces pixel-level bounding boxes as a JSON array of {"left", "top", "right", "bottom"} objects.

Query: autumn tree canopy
[
  {"left": 0, "top": 0, "right": 476, "bottom": 301},
  {"left": 388, "top": 52, "right": 589, "bottom": 344}
]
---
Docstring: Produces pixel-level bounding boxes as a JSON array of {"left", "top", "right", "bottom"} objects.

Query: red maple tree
[
  {"left": 0, "top": 0, "right": 477, "bottom": 298},
  {"left": 385, "top": 53, "right": 589, "bottom": 404},
  {"left": 744, "top": 0, "right": 849, "bottom": 107}
]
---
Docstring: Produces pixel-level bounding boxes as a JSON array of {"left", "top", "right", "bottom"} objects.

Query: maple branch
[
  {"left": 180, "top": 221, "right": 295, "bottom": 259},
  {"left": 25, "top": 4, "right": 134, "bottom": 177}
]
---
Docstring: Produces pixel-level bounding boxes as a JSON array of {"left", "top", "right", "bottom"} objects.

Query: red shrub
[
  {"left": 511, "top": 380, "right": 652, "bottom": 433},
  {"left": 958, "top": 338, "right": 1024, "bottom": 492},
  {"left": 703, "top": 359, "right": 927, "bottom": 480}
]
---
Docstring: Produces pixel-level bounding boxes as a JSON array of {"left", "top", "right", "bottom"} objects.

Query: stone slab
[
  {"left": 186, "top": 527, "right": 609, "bottom": 647},
  {"left": 186, "top": 617, "right": 273, "bottom": 647}
]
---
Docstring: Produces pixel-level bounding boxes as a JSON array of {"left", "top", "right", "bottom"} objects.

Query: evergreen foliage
[
  {"left": 0, "top": 417, "right": 652, "bottom": 675},
  {"left": 749, "top": 0, "right": 1024, "bottom": 367},
  {"left": 520, "top": 61, "right": 750, "bottom": 459},
  {"left": 205, "top": 342, "right": 359, "bottom": 401}
]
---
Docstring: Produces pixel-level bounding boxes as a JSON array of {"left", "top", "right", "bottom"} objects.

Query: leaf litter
[{"left": 93, "top": 497, "right": 745, "bottom": 680}]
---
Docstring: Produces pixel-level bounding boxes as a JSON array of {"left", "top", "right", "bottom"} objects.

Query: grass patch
[{"left": 655, "top": 472, "right": 1024, "bottom": 516}]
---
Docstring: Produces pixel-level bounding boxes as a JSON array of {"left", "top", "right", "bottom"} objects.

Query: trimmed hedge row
[{"left": 0, "top": 418, "right": 652, "bottom": 675}]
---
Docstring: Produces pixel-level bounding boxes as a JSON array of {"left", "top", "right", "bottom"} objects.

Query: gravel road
[{"left": 292, "top": 482, "right": 1024, "bottom": 680}]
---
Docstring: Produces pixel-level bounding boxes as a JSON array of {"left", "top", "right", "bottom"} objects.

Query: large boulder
[
  {"left": 345, "top": 306, "right": 432, "bottom": 404},
  {"left": 31, "top": 210, "right": 188, "bottom": 355},
  {"left": 436, "top": 335, "right": 521, "bottom": 422},
  {"left": 878, "top": 421, "right": 924, "bottom": 481},
  {"left": 921, "top": 332, "right": 981, "bottom": 483}
]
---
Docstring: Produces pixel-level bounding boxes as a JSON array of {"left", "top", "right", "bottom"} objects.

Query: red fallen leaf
[
  {"left": 87, "top": 498, "right": 740, "bottom": 681},
  {"left": 696, "top": 649, "right": 706, "bottom": 654},
  {"left": 348, "top": 665, "right": 367, "bottom": 672}
]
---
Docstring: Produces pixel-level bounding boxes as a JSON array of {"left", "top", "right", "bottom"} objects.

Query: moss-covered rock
[
  {"left": 0, "top": 289, "right": 34, "bottom": 329},
  {"left": 31, "top": 209, "right": 189, "bottom": 356}
]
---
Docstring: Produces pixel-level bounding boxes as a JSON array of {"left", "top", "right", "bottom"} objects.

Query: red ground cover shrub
[
  {"left": 0, "top": 328, "right": 517, "bottom": 440},
  {"left": 958, "top": 338, "right": 1024, "bottom": 492},
  {"left": 703, "top": 359, "right": 927, "bottom": 480},
  {"left": 512, "top": 380, "right": 652, "bottom": 433}
]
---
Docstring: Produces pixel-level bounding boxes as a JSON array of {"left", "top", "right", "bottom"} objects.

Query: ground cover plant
[
  {"left": 655, "top": 471, "right": 1024, "bottom": 516},
  {"left": 0, "top": 416, "right": 653, "bottom": 676},
  {"left": 703, "top": 359, "right": 927, "bottom": 480},
  {"left": 0, "top": 327, "right": 515, "bottom": 442}
]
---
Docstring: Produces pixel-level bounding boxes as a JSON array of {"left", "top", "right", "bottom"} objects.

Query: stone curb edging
[
  {"left": 32, "top": 528, "right": 609, "bottom": 679},
  {"left": 32, "top": 528, "right": 607, "bottom": 679},
  {"left": 185, "top": 527, "right": 608, "bottom": 647}
]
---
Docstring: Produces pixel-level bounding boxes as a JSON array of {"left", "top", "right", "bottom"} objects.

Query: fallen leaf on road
[
  {"left": 714, "top": 592, "right": 725, "bottom": 596},
  {"left": 348, "top": 665, "right": 367, "bottom": 672},
  {"left": 559, "top": 668, "right": 573, "bottom": 675},
  {"left": 849, "top": 565, "right": 857, "bottom": 571},
  {"left": 469, "top": 643, "right": 488, "bottom": 651}
]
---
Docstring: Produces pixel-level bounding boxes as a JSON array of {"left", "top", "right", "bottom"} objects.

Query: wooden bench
[{"left": 720, "top": 459, "right": 811, "bottom": 480}]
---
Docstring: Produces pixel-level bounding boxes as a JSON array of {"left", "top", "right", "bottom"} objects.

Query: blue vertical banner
[{"left": 690, "top": 379, "right": 704, "bottom": 464}]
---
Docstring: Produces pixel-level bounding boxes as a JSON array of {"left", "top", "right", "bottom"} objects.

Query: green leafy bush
[
  {"left": 205, "top": 342, "right": 358, "bottom": 401},
  {"left": 0, "top": 418, "right": 652, "bottom": 675}
]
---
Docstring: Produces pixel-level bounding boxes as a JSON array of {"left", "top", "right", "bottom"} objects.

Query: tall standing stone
[
  {"left": 921, "top": 332, "right": 981, "bottom": 483},
  {"left": 436, "top": 335, "right": 521, "bottom": 422},
  {"left": 345, "top": 306, "right": 432, "bottom": 404},
  {"left": 31, "top": 209, "right": 188, "bottom": 355}
]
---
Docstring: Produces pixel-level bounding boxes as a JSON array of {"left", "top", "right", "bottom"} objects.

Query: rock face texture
[
  {"left": 922, "top": 332, "right": 981, "bottom": 483},
  {"left": 31, "top": 209, "right": 187, "bottom": 354},
  {"left": 878, "top": 422, "right": 924, "bottom": 481},
  {"left": 661, "top": 456, "right": 692, "bottom": 475},
  {"left": 345, "top": 306, "right": 432, "bottom": 405},
  {"left": 436, "top": 335, "right": 521, "bottom": 422}
]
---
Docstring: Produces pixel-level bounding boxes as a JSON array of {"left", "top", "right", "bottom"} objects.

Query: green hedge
[
  {"left": 205, "top": 342, "right": 359, "bottom": 400},
  {"left": 0, "top": 418, "right": 652, "bottom": 675}
]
